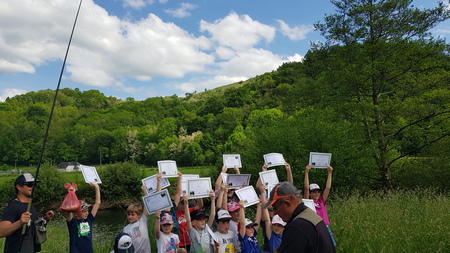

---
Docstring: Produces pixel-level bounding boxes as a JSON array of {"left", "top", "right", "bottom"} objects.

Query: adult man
[
  {"left": 262, "top": 181, "right": 336, "bottom": 253},
  {"left": 0, "top": 173, "right": 54, "bottom": 253}
]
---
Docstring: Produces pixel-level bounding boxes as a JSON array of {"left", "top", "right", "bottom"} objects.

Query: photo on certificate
[
  {"left": 157, "top": 160, "right": 178, "bottom": 177},
  {"left": 142, "top": 189, "right": 173, "bottom": 214},
  {"left": 181, "top": 174, "right": 199, "bottom": 195},
  {"left": 142, "top": 174, "right": 170, "bottom": 194},
  {"left": 303, "top": 199, "right": 317, "bottom": 213},
  {"left": 235, "top": 186, "right": 259, "bottom": 207},
  {"left": 259, "top": 170, "right": 279, "bottom": 188},
  {"left": 263, "top": 153, "right": 285, "bottom": 168},
  {"left": 309, "top": 152, "right": 332, "bottom": 168},
  {"left": 187, "top": 177, "right": 212, "bottom": 199},
  {"left": 80, "top": 165, "right": 102, "bottom": 184},
  {"left": 226, "top": 174, "right": 251, "bottom": 189},
  {"left": 223, "top": 154, "right": 242, "bottom": 168}
]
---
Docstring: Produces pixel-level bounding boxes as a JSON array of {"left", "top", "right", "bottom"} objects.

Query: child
[
  {"left": 63, "top": 182, "right": 101, "bottom": 253},
  {"left": 227, "top": 201, "right": 240, "bottom": 233},
  {"left": 122, "top": 185, "right": 151, "bottom": 253},
  {"left": 237, "top": 200, "right": 261, "bottom": 253},
  {"left": 214, "top": 209, "right": 241, "bottom": 253},
  {"left": 304, "top": 164, "right": 336, "bottom": 245},
  {"left": 154, "top": 211, "right": 181, "bottom": 253},
  {"left": 261, "top": 211, "right": 285, "bottom": 253},
  {"left": 111, "top": 232, "right": 135, "bottom": 253},
  {"left": 184, "top": 191, "right": 217, "bottom": 253}
]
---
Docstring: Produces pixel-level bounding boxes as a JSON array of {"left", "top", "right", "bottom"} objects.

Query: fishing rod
[{"left": 18, "top": 0, "right": 83, "bottom": 251}]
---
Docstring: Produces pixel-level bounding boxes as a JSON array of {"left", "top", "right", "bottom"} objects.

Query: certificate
[
  {"left": 221, "top": 173, "right": 228, "bottom": 185},
  {"left": 206, "top": 224, "right": 219, "bottom": 243},
  {"left": 226, "top": 174, "right": 251, "bottom": 189},
  {"left": 235, "top": 186, "right": 259, "bottom": 207},
  {"left": 80, "top": 165, "right": 102, "bottom": 184},
  {"left": 263, "top": 153, "right": 285, "bottom": 168},
  {"left": 259, "top": 170, "right": 279, "bottom": 188},
  {"left": 303, "top": 199, "right": 317, "bottom": 213},
  {"left": 181, "top": 174, "right": 199, "bottom": 195},
  {"left": 187, "top": 177, "right": 212, "bottom": 199},
  {"left": 265, "top": 184, "right": 274, "bottom": 199},
  {"left": 223, "top": 154, "right": 242, "bottom": 168},
  {"left": 309, "top": 152, "right": 332, "bottom": 168},
  {"left": 142, "top": 189, "right": 173, "bottom": 214},
  {"left": 142, "top": 174, "right": 170, "bottom": 194},
  {"left": 158, "top": 160, "right": 178, "bottom": 177}
]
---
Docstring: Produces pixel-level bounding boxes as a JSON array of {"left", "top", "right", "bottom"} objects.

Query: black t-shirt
[{"left": 1, "top": 199, "right": 41, "bottom": 253}]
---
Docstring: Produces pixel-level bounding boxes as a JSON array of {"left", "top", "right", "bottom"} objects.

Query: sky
[{"left": 0, "top": 0, "right": 449, "bottom": 102}]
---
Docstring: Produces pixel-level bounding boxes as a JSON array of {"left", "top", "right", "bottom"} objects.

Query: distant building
[{"left": 57, "top": 162, "right": 82, "bottom": 172}]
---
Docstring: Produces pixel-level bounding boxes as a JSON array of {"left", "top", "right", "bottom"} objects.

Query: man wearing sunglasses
[
  {"left": 262, "top": 181, "right": 335, "bottom": 253},
  {"left": 0, "top": 173, "right": 54, "bottom": 253}
]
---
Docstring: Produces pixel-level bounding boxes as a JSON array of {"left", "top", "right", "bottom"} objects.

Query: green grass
[{"left": 1, "top": 189, "right": 449, "bottom": 252}]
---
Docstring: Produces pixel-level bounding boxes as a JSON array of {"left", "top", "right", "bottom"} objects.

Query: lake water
[{"left": 93, "top": 208, "right": 129, "bottom": 243}]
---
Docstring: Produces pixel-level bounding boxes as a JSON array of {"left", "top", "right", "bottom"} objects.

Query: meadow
[{"left": 1, "top": 186, "right": 449, "bottom": 252}]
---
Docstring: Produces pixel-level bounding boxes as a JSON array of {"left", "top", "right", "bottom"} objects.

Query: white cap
[
  {"left": 118, "top": 234, "right": 133, "bottom": 249},
  {"left": 271, "top": 214, "right": 286, "bottom": 226},
  {"left": 309, "top": 183, "right": 321, "bottom": 191},
  {"left": 216, "top": 209, "right": 232, "bottom": 221}
]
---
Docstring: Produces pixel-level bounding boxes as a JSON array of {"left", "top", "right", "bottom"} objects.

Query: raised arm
[
  {"left": 261, "top": 192, "right": 273, "bottom": 239},
  {"left": 156, "top": 172, "right": 162, "bottom": 192},
  {"left": 238, "top": 200, "right": 246, "bottom": 237},
  {"left": 221, "top": 184, "right": 229, "bottom": 210},
  {"left": 208, "top": 190, "right": 216, "bottom": 228},
  {"left": 254, "top": 199, "right": 262, "bottom": 231},
  {"left": 184, "top": 195, "right": 192, "bottom": 230},
  {"left": 154, "top": 210, "right": 161, "bottom": 239},
  {"left": 215, "top": 166, "right": 228, "bottom": 190},
  {"left": 216, "top": 183, "right": 225, "bottom": 211},
  {"left": 322, "top": 166, "right": 333, "bottom": 202},
  {"left": 173, "top": 171, "right": 183, "bottom": 206},
  {"left": 195, "top": 197, "right": 204, "bottom": 210},
  {"left": 256, "top": 163, "right": 267, "bottom": 195},
  {"left": 233, "top": 165, "right": 240, "bottom": 174},
  {"left": 304, "top": 164, "right": 311, "bottom": 199},
  {"left": 284, "top": 162, "right": 293, "bottom": 183},
  {"left": 141, "top": 185, "right": 149, "bottom": 216},
  {"left": 90, "top": 183, "right": 101, "bottom": 217}
]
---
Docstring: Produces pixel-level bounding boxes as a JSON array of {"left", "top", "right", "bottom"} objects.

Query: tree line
[{"left": 0, "top": 0, "right": 449, "bottom": 192}]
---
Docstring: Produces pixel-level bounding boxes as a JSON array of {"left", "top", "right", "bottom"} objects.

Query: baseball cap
[
  {"left": 190, "top": 210, "right": 209, "bottom": 220},
  {"left": 79, "top": 201, "right": 91, "bottom": 211},
  {"left": 262, "top": 181, "right": 301, "bottom": 209},
  {"left": 309, "top": 183, "right": 321, "bottom": 191},
  {"left": 227, "top": 201, "right": 239, "bottom": 212},
  {"left": 216, "top": 209, "right": 232, "bottom": 221},
  {"left": 271, "top": 215, "right": 286, "bottom": 226},
  {"left": 244, "top": 218, "right": 258, "bottom": 228},
  {"left": 114, "top": 233, "right": 135, "bottom": 253},
  {"left": 160, "top": 213, "right": 174, "bottom": 224},
  {"left": 14, "top": 173, "right": 41, "bottom": 186}
]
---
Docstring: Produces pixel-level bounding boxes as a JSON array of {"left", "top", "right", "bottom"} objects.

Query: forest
[{"left": 0, "top": 0, "right": 449, "bottom": 193}]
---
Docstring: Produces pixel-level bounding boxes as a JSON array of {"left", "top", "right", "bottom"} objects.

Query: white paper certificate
[
  {"left": 226, "top": 174, "right": 251, "bottom": 189},
  {"left": 205, "top": 224, "right": 219, "bottom": 243},
  {"left": 187, "top": 177, "right": 212, "bottom": 199},
  {"left": 142, "top": 174, "right": 170, "bottom": 194},
  {"left": 142, "top": 189, "right": 173, "bottom": 214},
  {"left": 221, "top": 173, "right": 228, "bottom": 185},
  {"left": 223, "top": 154, "right": 242, "bottom": 168},
  {"left": 303, "top": 199, "right": 317, "bottom": 213},
  {"left": 181, "top": 174, "right": 200, "bottom": 195},
  {"left": 235, "top": 186, "right": 259, "bottom": 207},
  {"left": 158, "top": 160, "right": 178, "bottom": 177},
  {"left": 309, "top": 152, "right": 332, "bottom": 168},
  {"left": 259, "top": 170, "right": 279, "bottom": 188},
  {"left": 263, "top": 153, "right": 285, "bottom": 168},
  {"left": 80, "top": 165, "right": 102, "bottom": 184},
  {"left": 266, "top": 184, "right": 274, "bottom": 199}
]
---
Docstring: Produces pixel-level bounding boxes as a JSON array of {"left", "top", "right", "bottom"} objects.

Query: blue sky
[{"left": 0, "top": 0, "right": 448, "bottom": 102}]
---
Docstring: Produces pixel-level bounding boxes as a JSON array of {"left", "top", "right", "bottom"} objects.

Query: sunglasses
[{"left": 22, "top": 182, "right": 35, "bottom": 187}]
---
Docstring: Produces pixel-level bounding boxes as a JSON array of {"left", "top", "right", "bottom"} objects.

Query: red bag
[{"left": 59, "top": 183, "right": 81, "bottom": 212}]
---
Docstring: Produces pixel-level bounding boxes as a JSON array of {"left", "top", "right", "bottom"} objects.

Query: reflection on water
[{"left": 93, "top": 208, "right": 129, "bottom": 246}]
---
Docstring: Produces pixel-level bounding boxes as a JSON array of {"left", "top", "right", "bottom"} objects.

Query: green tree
[{"left": 310, "top": 0, "right": 450, "bottom": 189}]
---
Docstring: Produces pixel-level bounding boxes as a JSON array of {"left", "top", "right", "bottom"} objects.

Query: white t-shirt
[
  {"left": 189, "top": 225, "right": 214, "bottom": 253},
  {"left": 123, "top": 215, "right": 151, "bottom": 253},
  {"left": 229, "top": 220, "right": 238, "bottom": 233},
  {"left": 213, "top": 230, "right": 241, "bottom": 253},
  {"left": 157, "top": 232, "right": 179, "bottom": 253}
]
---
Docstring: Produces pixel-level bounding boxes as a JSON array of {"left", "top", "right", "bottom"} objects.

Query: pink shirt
[{"left": 314, "top": 196, "right": 330, "bottom": 225}]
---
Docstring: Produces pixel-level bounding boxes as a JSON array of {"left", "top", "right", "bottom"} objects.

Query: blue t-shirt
[
  {"left": 67, "top": 213, "right": 95, "bottom": 253},
  {"left": 268, "top": 232, "right": 282, "bottom": 253},
  {"left": 238, "top": 228, "right": 260, "bottom": 253}
]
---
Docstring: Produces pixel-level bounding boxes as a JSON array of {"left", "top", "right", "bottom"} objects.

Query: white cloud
[
  {"left": 165, "top": 3, "right": 197, "bottom": 18},
  {"left": 123, "top": 0, "right": 155, "bottom": 9},
  {"left": 276, "top": 19, "right": 314, "bottom": 41},
  {"left": 200, "top": 12, "right": 276, "bottom": 52},
  {"left": 0, "top": 88, "right": 27, "bottom": 102}
]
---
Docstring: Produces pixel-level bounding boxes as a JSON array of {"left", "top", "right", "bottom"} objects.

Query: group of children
[{"left": 61, "top": 162, "right": 334, "bottom": 253}]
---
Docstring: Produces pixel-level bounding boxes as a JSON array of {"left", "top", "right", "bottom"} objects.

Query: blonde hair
[{"left": 126, "top": 204, "right": 143, "bottom": 215}]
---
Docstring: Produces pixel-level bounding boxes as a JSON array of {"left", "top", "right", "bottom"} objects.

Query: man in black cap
[
  {"left": 0, "top": 173, "right": 54, "bottom": 253},
  {"left": 262, "top": 181, "right": 336, "bottom": 253}
]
